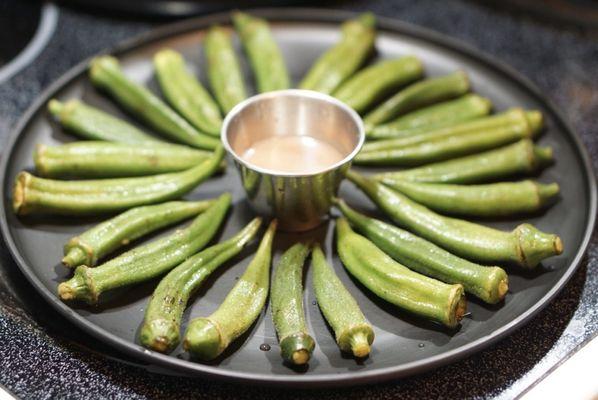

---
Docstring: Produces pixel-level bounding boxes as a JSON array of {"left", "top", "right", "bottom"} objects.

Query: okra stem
[
  {"left": 62, "top": 200, "right": 214, "bottom": 268},
  {"left": 233, "top": 12, "right": 290, "bottom": 93},
  {"left": 89, "top": 56, "right": 219, "bottom": 150},
  {"left": 335, "top": 199, "right": 508, "bottom": 303},
  {"left": 374, "top": 140, "right": 553, "bottom": 184},
  {"left": 139, "top": 218, "right": 262, "bottom": 353},
  {"left": 347, "top": 170, "right": 563, "bottom": 268},
  {"left": 383, "top": 180, "right": 560, "bottom": 217},
  {"left": 363, "top": 71, "right": 470, "bottom": 126},
  {"left": 154, "top": 49, "right": 222, "bottom": 137},
  {"left": 336, "top": 218, "right": 467, "bottom": 328},
  {"left": 311, "top": 245, "right": 374, "bottom": 357},
  {"left": 183, "top": 220, "right": 277, "bottom": 360},
  {"left": 58, "top": 193, "right": 231, "bottom": 304}
]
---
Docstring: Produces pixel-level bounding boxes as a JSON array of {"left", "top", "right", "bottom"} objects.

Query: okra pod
[
  {"left": 58, "top": 193, "right": 231, "bottom": 304},
  {"left": 34, "top": 141, "right": 213, "bottom": 178},
  {"left": 336, "top": 218, "right": 466, "bottom": 328},
  {"left": 204, "top": 26, "right": 247, "bottom": 113},
  {"left": 355, "top": 119, "right": 534, "bottom": 166},
  {"left": 154, "top": 49, "right": 222, "bottom": 137},
  {"left": 140, "top": 218, "right": 262, "bottom": 353},
  {"left": 347, "top": 170, "right": 563, "bottom": 268},
  {"left": 233, "top": 12, "right": 290, "bottom": 93},
  {"left": 13, "top": 146, "right": 224, "bottom": 215},
  {"left": 48, "top": 99, "right": 160, "bottom": 144},
  {"left": 374, "top": 140, "right": 554, "bottom": 184},
  {"left": 383, "top": 180, "right": 560, "bottom": 217},
  {"left": 366, "top": 94, "right": 492, "bottom": 140},
  {"left": 333, "top": 57, "right": 423, "bottom": 113},
  {"left": 312, "top": 244, "right": 374, "bottom": 357},
  {"left": 89, "top": 56, "right": 219, "bottom": 150},
  {"left": 335, "top": 199, "right": 508, "bottom": 304},
  {"left": 271, "top": 243, "right": 315, "bottom": 365},
  {"left": 299, "top": 13, "right": 376, "bottom": 94},
  {"left": 183, "top": 220, "right": 277, "bottom": 360},
  {"left": 363, "top": 71, "right": 470, "bottom": 126},
  {"left": 362, "top": 108, "right": 536, "bottom": 153},
  {"left": 63, "top": 200, "right": 214, "bottom": 268}
]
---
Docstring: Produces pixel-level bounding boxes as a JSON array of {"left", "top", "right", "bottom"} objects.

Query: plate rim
[{"left": 0, "top": 7, "right": 596, "bottom": 388}]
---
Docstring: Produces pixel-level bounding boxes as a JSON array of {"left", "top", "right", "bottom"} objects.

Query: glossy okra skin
[
  {"left": 154, "top": 49, "right": 222, "bottom": 137},
  {"left": 299, "top": 13, "right": 376, "bottom": 94},
  {"left": 62, "top": 200, "right": 214, "bottom": 268},
  {"left": 89, "top": 56, "right": 219, "bottom": 150},
  {"left": 204, "top": 26, "right": 247, "bottom": 113},
  {"left": 363, "top": 71, "right": 470, "bottom": 126},
  {"left": 312, "top": 245, "right": 374, "bottom": 357},
  {"left": 366, "top": 94, "right": 492, "bottom": 140},
  {"left": 271, "top": 243, "right": 315, "bottom": 365},
  {"left": 347, "top": 170, "right": 563, "bottom": 268},
  {"left": 361, "top": 108, "right": 536, "bottom": 153},
  {"left": 57, "top": 193, "right": 231, "bottom": 305},
  {"left": 48, "top": 99, "right": 160, "bottom": 144},
  {"left": 13, "top": 146, "right": 224, "bottom": 216},
  {"left": 183, "top": 220, "right": 277, "bottom": 360},
  {"left": 384, "top": 180, "right": 560, "bottom": 217},
  {"left": 333, "top": 57, "right": 423, "bottom": 113},
  {"left": 374, "top": 140, "right": 554, "bottom": 184},
  {"left": 34, "top": 141, "right": 213, "bottom": 178},
  {"left": 139, "top": 218, "right": 262, "bottom": 353},
  {"left": 233, "top": 12, "right": 290, "bottom": 93},
  {"left": 355, "top": 119, "right": 535, "bottom": 166},
  {"left": 336, "top": 218, "right": 467, "bottom": 328},
  {"left": 335, "top": 200, "right": 508, "bottom": 304}
]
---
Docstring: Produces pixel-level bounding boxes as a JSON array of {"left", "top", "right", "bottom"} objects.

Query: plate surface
[{"left": 0, "top": 8, "right": 595, "bottom": 387}]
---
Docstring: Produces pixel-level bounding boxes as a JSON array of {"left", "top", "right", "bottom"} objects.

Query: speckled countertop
[{"left": 0, "top": 1, "right": 597, "bottom": 399}]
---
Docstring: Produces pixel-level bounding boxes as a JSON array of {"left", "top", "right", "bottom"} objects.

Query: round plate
[{"left": 0, "top": 8, "right": 595, "bottom": 387}]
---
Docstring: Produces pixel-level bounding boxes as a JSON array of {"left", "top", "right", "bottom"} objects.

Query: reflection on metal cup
[{"left": 222, "top": 89, "right": 364, "bottom": 231}]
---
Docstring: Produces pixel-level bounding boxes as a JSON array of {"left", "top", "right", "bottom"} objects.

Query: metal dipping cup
[{"left": 222, "top": 89, "right": 365, "bottom": 232}]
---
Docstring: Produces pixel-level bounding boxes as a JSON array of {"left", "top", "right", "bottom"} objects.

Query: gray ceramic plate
[{"left": 0, "top": 8, "right": 595, "bottom": 387}]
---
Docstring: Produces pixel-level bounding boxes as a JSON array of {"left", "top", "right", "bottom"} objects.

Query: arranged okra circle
[{"left": 11, "top": 11, "right": 566, "bottom": 369}]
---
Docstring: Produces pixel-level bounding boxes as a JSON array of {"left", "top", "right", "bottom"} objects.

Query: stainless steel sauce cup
[{"left": 222, "top": 89, "right": 365, "bottom": 231}]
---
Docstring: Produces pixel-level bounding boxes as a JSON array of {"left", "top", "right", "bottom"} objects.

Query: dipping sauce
[{"left": 241, "top": 135, "right": 345, "bottom": 174}]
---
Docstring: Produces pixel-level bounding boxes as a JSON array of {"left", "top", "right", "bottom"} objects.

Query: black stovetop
[{"left": 0, "top": 1, "right": 597, "bottom": 398}]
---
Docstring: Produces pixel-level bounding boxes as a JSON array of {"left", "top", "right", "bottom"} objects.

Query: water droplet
[
  {"left": 418, "top": 343, "right": 425, "bottom": 348},
  {"left": 259, "top": 343, "right": 271, "bottom": 351}
]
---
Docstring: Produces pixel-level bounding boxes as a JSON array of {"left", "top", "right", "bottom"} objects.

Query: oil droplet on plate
[{"left": 259, "top": 343, "right": 271, "bottom": 351}]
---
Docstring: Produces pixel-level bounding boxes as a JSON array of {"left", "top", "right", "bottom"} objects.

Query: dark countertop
[{"left": 0, "top": 1, "right": 596, "bottom": 398}]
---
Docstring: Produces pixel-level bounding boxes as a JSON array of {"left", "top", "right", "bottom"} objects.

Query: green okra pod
[
  {"left": 57, "top": 193, "right": 231, "bottom": 304},
  {"left": 333, "top": 57, "right": 423, "bottom": 113},
  {"left": 271, "top": 243, "right": 315, "bottom": 365},
  {"left": 139, "top": 217, "right": 262, "bottom": 353},
  {"left": 89, "top": 56, "right": 219, "bottom": 150},
  {"left": 154, "top": 49, "right": 222, "bottom": 137},
  {"left": 34, "top": 141, "right": 214, "bottom": 178},
  {"left": 48, "top": 99, "right": 160, "bottom": 144},
  {"left": 363, "top": 71, "right": 470, "bottom": 126},
  {"left": 361, "top": 108, "right": 537, "bottom": 153},
  {"left": 366, "top": 94, "right": 492, "bottom": 140},
  {"left": 299, "top": 13, "right": 376, "bottom": 94},
  {"left": 355, "top": 119, "right": 535, "bottom": 166},
  {"left": 383, "top": 180, "right": 560, "bottom": 217},
  {"left": 233, "top": 12, "right": 290, "bottom": 93},
  {"left": 312, "top": 244, "right": 374, "bottom": 358},
  {"left": 347, "top": 170, "right": 563, "bottom": 268},
  {"left": 374, "top": 140, "right": 554, "bottom": 184},
  {"left": 336, "top": 218, "right": 467, "bottom": 328},
  {"left": 183, "top": 220, "right": 277, "bottom": 360},
  {"left": 204, "top": 26, "right": 247, "bottom": 113},
  {"left": 335, "top": 199, "right": 508, "bottom": 304},
  {"left": 13, "top": 146, "right": 224, "bottom": 216},
  {"left": 63, "top": 200, "right": 215, "bottom": 269}
]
